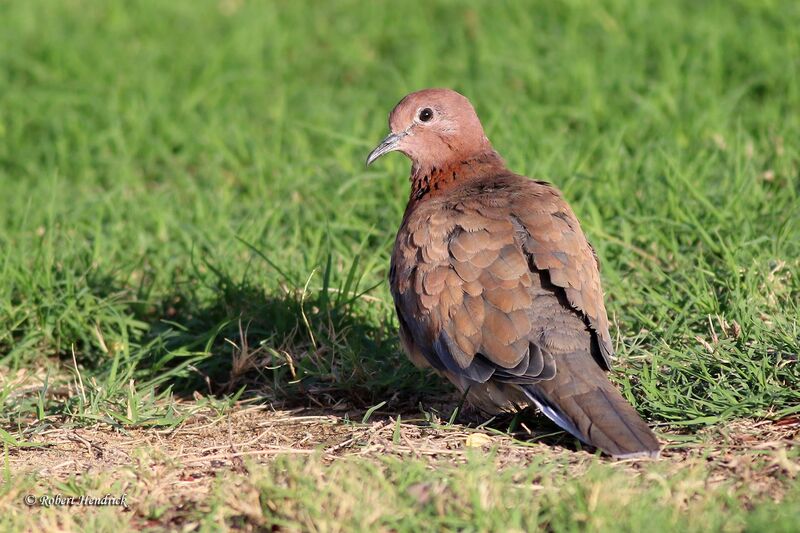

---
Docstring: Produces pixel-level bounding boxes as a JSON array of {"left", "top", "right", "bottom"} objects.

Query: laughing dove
[{"left": 367, "top": 88, "right": 660, "bottom": 459}]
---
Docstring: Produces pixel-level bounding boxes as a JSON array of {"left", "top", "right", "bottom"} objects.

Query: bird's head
[{"left": 366, "top": 88, "right": 492, "bottom": 171}]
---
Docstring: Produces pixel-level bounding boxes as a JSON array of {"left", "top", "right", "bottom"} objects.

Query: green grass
[{"left": 1, "top": 0, "right": 799, "bottom": 530}]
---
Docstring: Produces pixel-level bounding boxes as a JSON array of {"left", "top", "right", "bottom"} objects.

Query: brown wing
[
  {"left": 390, "top": 176, "right": 612, "bottom": 388},
  {"left": 511, "top": 180, "right": 614, "bottom": 368}
]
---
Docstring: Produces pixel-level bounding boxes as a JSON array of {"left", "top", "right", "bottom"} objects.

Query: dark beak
[{"left": 365, "top": 131, "right": 407, "bottom": 166}]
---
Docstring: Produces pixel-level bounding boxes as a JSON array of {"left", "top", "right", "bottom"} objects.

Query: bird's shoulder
[
  {"left": 389, "top": 172, "right": 570, "bottom": 298},
  {"left": 391, "top": 171, "right": 613, "bottom": 367},
  {"left": 398, "top": 172, "right": 573, "bottom": 240}
]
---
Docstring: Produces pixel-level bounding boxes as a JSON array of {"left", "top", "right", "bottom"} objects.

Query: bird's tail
[{"left": 523, "top": 351, "right": 660, "bottom": 459}]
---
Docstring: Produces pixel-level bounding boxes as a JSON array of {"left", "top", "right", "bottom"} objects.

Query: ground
[
  {"left": 4, "top": 401, "right": 800, "bottom": 530},
  {"left": 1, "top": 0, "right": 799, "bottom": 531}
]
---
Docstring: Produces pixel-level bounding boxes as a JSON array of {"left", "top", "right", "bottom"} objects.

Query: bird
[{"left": 366, "top": 88, "right": 660, "bottom": 459}]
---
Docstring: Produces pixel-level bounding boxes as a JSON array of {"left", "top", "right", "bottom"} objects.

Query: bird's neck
[{"left": 409, "top": 149, "right": 507, "bottom": 202}]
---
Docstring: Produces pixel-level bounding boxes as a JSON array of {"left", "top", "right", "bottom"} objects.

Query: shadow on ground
[
  {"left": 83, "top": 251, "right": 448, "bottom": 411},
  {"left": 1, "top": 249, "right": 588, "bottom": 455}
]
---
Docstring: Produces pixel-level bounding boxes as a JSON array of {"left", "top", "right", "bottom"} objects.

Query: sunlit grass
[{"left": 0, "top": 0, "right": 798, "bottom": 529}]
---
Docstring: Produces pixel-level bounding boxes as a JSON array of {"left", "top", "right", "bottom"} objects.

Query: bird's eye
[{"left": 419, "top": 108, "right": 434, "bottom": 122}]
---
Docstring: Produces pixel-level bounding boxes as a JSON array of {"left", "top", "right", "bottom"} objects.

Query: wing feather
[{"left": 389, "top": 175, "right": 613, "bottom": 392}]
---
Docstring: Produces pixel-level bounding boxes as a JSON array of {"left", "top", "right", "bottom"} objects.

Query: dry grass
[{"left": 4, "top": 404, "right": 798, "bottom": 530}]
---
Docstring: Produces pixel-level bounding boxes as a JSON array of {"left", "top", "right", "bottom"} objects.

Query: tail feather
[{"left": 523, "top": 351, "right": 660, "bottom": 459}]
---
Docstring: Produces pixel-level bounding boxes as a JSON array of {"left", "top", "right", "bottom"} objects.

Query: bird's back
[{"left": 390, "top": 172, "right": 660, "bottom": 458}]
